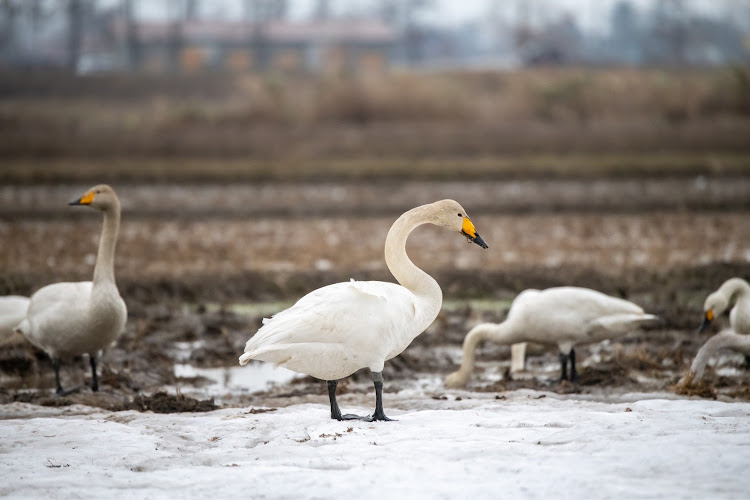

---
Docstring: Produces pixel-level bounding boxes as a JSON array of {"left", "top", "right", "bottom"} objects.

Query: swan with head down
[
  {"left": 445, "top": 287, "right": 658, "bottom": 388},
  {"left": 683, "top": 277, "right": 750, "bottom": 382},
  {"left": 240, "top": 199, "right": 488, "bottom": 421}
]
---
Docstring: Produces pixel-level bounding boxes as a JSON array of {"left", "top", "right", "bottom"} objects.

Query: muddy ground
[{"left": 1, "top": 179, "right": 749, "bottom": 413}]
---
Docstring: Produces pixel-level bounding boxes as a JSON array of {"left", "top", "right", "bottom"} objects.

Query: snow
[{"left": 1, "top": 390, "right": 749, "bottom": 499}]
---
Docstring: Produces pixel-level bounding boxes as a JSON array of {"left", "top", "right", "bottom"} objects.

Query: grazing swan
[
  {"left": 15, "top": 185, "right": 127, "bottom": 394},
  {"left": 444, "top": 287, "right": 658, "bottom": 388},
  {"left": 0, "top": 296, "right": 29, "bottom": 344},
  {"left": 684, "top": 330, "right": 750, "bottom": 381},
  {"left": 684, "top": 278, "right": 750, "bottom": 382},
  {"left": 240, "top": 199, "right": 488, "bottom": 421}
]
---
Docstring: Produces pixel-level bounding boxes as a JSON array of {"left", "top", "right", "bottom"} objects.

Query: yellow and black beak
[
  {"left": 69, "top": 191, "right": 95, "bottom": 206},
  {"left": 698, "top": 309, "right": 713, "bottom": 333},
  {"left": 461, "top": 217, "right": 489, "bottom": 249}
]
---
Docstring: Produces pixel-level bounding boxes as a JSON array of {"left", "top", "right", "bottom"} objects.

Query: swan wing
[
  {"left": 20, "top": 282, "right": 93, "bottom": 354},
  {"left": 240, "top": 280, "right": 419, "bottom": 379},
  {"left": 585, "top": 313, "right": 659, "bottom": 340}
]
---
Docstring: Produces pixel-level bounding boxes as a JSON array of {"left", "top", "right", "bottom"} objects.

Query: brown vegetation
[{"left": 1, "top": 68, "right": 749, "bottom": 183}]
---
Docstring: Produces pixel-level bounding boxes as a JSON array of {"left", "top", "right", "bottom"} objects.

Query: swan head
[
  {"left": 700, "top": 291, "right": 728, "bottom": 332},
  {"left": 431, "top": 199, "right": 488, "bottom": 249},
  {"left": 69, "top": 184, "right": 119, "bottom": 211}
]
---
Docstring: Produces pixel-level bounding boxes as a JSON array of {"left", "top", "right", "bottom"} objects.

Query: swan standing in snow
[
  {"left": 240, "top": 199, "right": 488, "bottom": 421},
  {"left": 684, "top": 278, "right": 750, "bottom": 381},
  {"left": 445, "top": 287, "right": 658, "bottom": 388},
  {"left": 15, "top": 185, "right": 127, "bottom": 394},
  {"left": 0, "top": 296, "right": 29, "bottom": 344}
]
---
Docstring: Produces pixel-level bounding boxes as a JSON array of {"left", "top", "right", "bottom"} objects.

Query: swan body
[
  {"left": 685, "top": 278, "right": 750, "bottom": 382},
  {"left": 15, "top": 185, "right": 126, "bottom": 394},
  {"left": 445, "top": 287, "right": 658, "bottom": 388},
  {"left": 240, "top": 199, "right": 488, "bottom": 420},
  {"left": 0, "top": 296, "right": 29, "bottom": 344},
  {"left": 241, "top": 280, "right": 436, "bottom": 380}
]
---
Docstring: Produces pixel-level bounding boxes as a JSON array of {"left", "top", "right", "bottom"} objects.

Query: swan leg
[
  {"left": 53, "top": 359, "right": 65, "bottom": 395},
  {"left": 89, "top": 355, "right": 99, "bottom": 392},
  {"left": 52, "top": 359, "right": 80, "bottom": 396},
  {"left": 327, "top": 380, "right": 364, "bottom": 421},
  {"left": 559, "top": 352, "right": 569, "bottom": 381},
  {"left": 366, "top": 371, "right": 395, "bottom": 422}
]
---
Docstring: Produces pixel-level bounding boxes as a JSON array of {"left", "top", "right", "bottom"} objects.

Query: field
[{"left": 2, "top": 68, "right": 750, "bottom": 406}]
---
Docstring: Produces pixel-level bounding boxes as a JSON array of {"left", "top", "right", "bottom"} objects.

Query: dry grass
[{"left": 1, "top": 68, "right": 749, "bottom": 183}]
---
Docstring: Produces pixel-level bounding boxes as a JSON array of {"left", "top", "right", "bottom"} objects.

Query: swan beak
[
  {"left": 70, "top": 191, "right": 95, "bottom": 206},
  {"left": 698, "top": 310, "right": 713, "bottom": 333},
  {"left": 461, "top": 218, "right": 489, "bottom": 249}
]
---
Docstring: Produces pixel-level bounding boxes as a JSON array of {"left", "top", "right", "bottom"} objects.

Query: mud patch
[{"left": 132, "top": 391, "right": 217, "bottom": 413}]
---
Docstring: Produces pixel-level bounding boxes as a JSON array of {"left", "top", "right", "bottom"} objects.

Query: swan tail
[{"left": 238, "top": 352, "right": 253, "bottom": 366}]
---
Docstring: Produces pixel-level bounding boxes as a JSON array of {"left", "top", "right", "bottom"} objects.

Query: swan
[
  {"left": 15, "top": 185, "right": 127, "bottom": 395},
  {"left": 684, "top": 277, "right": 750, "bottom": 382},
  {"left": 239, "top": 199, "right": 488, "bottom": 421},
  {"left": 444, "top": 287, "right": 658, "bottom": 388},
  {"left": 684, "top": 330, "right": 750, "bottom": 382},
  {"left": 0, "top": 296, "right": 29, "bottom": 344},
  {"left": 698, "top": 277, "right": 750, "bottom": 335}
]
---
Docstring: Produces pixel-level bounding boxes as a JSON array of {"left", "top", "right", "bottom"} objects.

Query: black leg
[
  {"left": 327, "top": 380, "right": 364, "bottom": 421},
  {"left": 90, "top": 355, "right": 99, "bottom": 392},
  {"left": 367, "top": 371, "right": 394, "bottom": 422},
  {"left": 569, "top": 348, "right": 577, "bottom": 383},
  {"left": 744, "top": 355, "right": 750, "bottom": 370},
  {"left": 53, "top": 358, "right": 65, "bottom": 395},
  {"left": 559, "top": 352, "right": 569, "bottom": 381}
]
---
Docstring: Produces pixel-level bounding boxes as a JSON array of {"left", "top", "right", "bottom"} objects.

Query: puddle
[{"left": 173, "top": 362, "right": 303, "bottom": 397}]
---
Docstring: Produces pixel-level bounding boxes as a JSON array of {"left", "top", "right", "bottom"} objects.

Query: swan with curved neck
[
  {"left": 683, "top": 277, "right": 750, "bottom": 382},
  {"left": 240, "top": 199, "right": 488, "bottom": 421},
  {"left": 698, "top": 278, "right": 750, "bottom": 335},
  {"left": 15, "top": 185, "right": 127, "bottom": 394},
  {"left": 445, "top": 287, "right": 657, "bottom": 388}
]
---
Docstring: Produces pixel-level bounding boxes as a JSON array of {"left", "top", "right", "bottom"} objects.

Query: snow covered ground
[{"left": 1, "top": 389, "right": 749, "bottom": 499}]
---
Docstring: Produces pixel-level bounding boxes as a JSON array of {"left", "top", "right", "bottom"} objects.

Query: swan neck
[
  {"left": 453, "top": 323, "right": 511, "bottom": 384},
  {"left": 720, "top": 278, "right": 750, "bottom": 300},
  {"left": 93, "top": 203, "right": 120, "bottom": 287},
  {"left": 384, "top": 205, "right": 441, "bottom": 304}
]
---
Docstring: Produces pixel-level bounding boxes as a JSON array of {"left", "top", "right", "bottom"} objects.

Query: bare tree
[
  {"left": 0, "top": 0, "right": 21, "bottom": 65},
  {"left": 67, "top": 0, "right": 83, "bottom": 71}
]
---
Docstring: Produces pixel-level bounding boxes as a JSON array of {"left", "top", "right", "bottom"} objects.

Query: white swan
[
  {"left": 15, "top": 185, "right": 127, "bottom": 394},
  {"left": 239, "top": 199, "right": 488, "bottom": 421},
  {"left": 685, "top": 277, "right": 750, "bottom": 381},
  {"left": 0, "top": 296, "right": 29, "bottom": 344},
  {"left": 698, "top": 277, "right": 750, "bottom": 335},
  {"left": 445, "top": 287, "right": 658, "bottom": 388}
]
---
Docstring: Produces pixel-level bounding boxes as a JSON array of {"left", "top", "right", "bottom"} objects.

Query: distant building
[{"left": 110, "top": 19, "right": 399, "bottom": 75}]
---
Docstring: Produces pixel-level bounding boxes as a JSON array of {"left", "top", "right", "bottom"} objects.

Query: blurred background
[{"left": 1, "top": 0, "right": 749, "bottom": 403}]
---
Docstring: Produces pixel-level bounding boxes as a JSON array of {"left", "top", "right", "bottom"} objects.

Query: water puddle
[{"left": 173, "top": 362, "right": 303, "bottom": 397}]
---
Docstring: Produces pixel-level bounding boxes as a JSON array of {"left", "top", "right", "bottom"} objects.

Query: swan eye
[{"left": 457, "top": 213, "right": 462, "bottom": 217}]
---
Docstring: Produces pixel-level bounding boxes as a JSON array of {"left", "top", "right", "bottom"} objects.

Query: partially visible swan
[
  {"left": 15, "top": 185, "right": 127, "bottom": 394},
  {"left": 445, "top": 287, "right": 658, "bottom": 388},
  {"left": 698, "top": 278, "right": 750, "bottom": 335},
  {"left": 0, "top": 296, "right": 29, "bottom": 344},
  {"left": 684, "top": 330, "right": 750, "bottom": 382},
  {"left": 683, "top": 278, "right": 750, "bottom": 382},
  {"left": 240, "top": 199, "right": 488, "bottom": 421}
]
